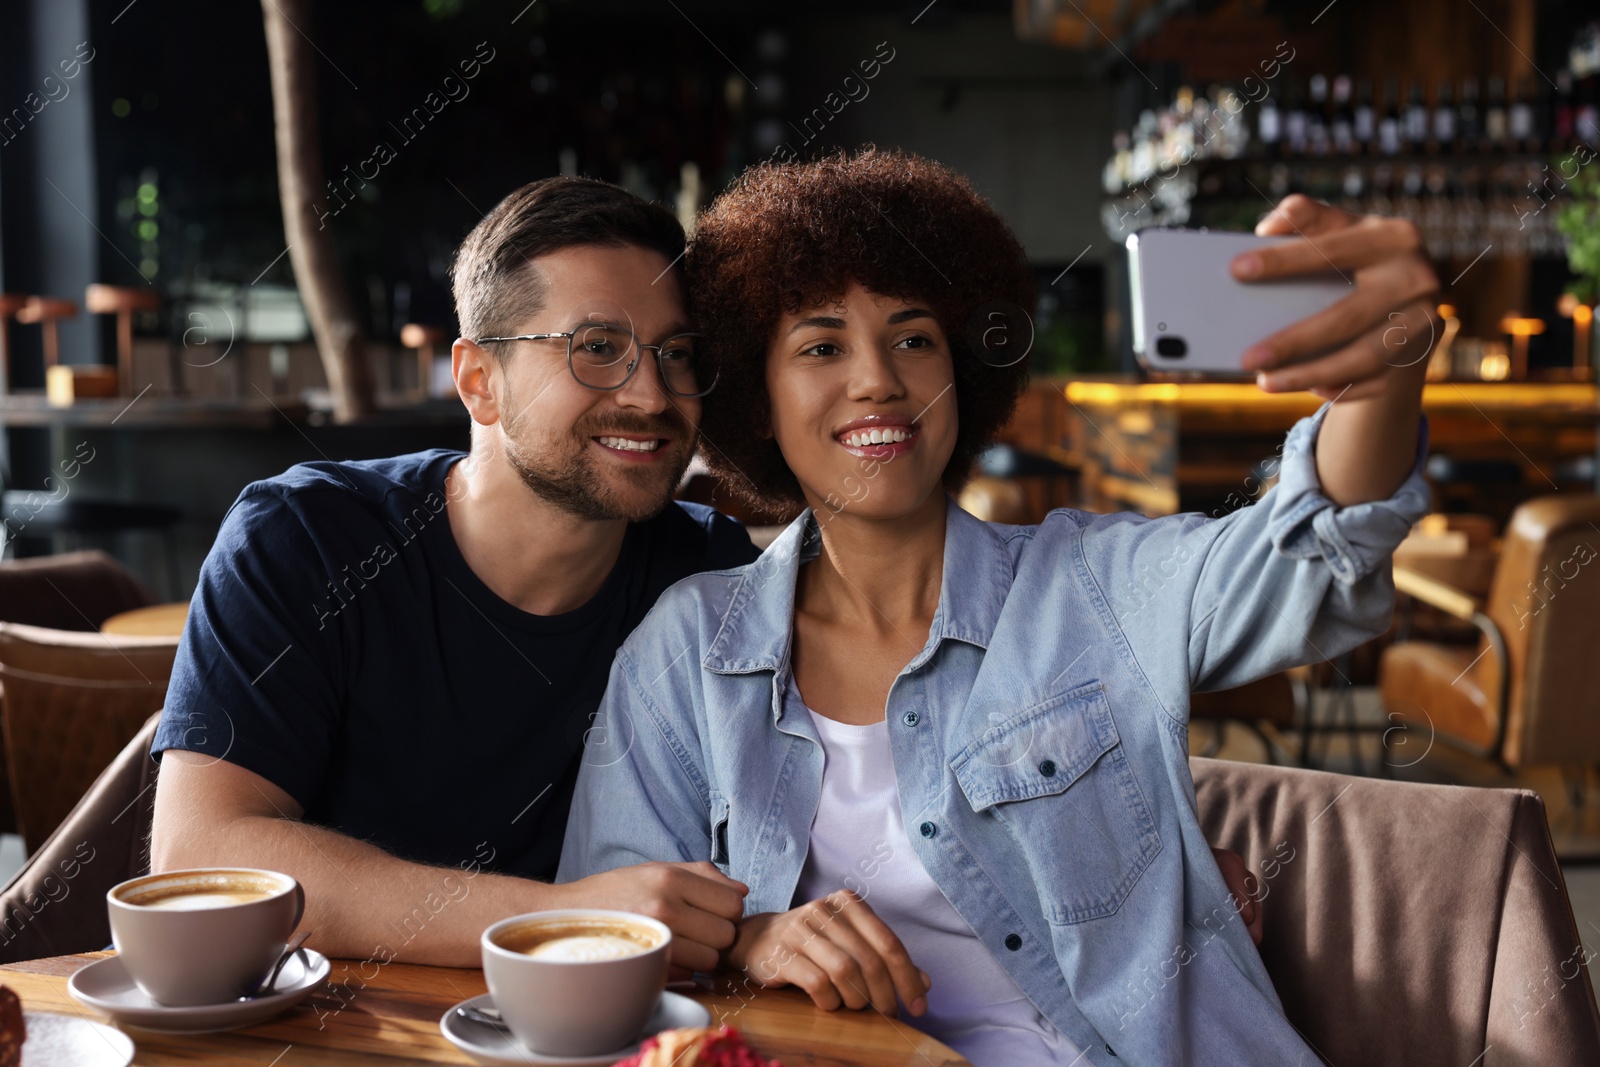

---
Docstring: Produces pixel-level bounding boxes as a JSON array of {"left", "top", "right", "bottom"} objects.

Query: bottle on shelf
[
  {"left": 1553, "top": 70, "right": 1576, "bottom": 152},
  {"left": 1577, "top": 73, "right": 1599, "bottom": 149},
  {"left": 1331, "top": 74, "right": 1355, "bottom": 153},
  {"left": 1404, "top": 81, "right": 1430, "bottom": 152},
  {"left": 1131, "top": 110, "right": 1158, "bottom": 185},
  {"left": 1103, "top": 131, "right": 1131, "bottom": 195},
  {"left": 1378, "top": 78, "right": 1403, "bottom": 156},
  {"left": 1457, "top": 77, "right": 1481, "bottom": 149},
  {"left": 1209, "top": 86, "right": 1251, "bottom": 159},
  {"left": 1484, "top": 75, "right": 1509, "bottom": 150},
  {"left": 1171, "top": 85, "right": 1197, "bottom": 164},
  {"left": 1256, "top": 81, "right": 1283, "bottom": 158},
  {"left": 1353, "top": 77, "right": 1376, "bottom": 150},
  {"left": 1508, "top": 76, "right": 1538, "bottom": 152},
  {"left": 1307, "top": 74, "right": 1330, "bottom": 154},
  {"left": 1431, "top": 80, "right": 1456, "bottom": 152},
  {"left": 1284, "top": 77, "right": 1309, "bottom": 155}
]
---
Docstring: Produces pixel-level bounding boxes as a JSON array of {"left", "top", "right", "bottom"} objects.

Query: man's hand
[
  {"left": 1230, "top": 194, "right": 1440, "bottom": 402},
  {"left": 559, "top": 862, "right": 747, "bottom": 972},
  {"left": 724, "top": 891, "right": 931, "bottom": 1017},
  {"left": 1212, "top": 847, "right": 1264, "bottom": 945}
]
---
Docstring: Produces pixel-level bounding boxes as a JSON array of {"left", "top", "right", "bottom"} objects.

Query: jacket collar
[{"left": 702, "top": 496, "right": 1015, "bottom": 678}]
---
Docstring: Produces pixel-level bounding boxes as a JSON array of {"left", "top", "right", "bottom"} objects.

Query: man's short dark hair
[{"left": 450, "top": 176, "right": 685, "bottom": 341}]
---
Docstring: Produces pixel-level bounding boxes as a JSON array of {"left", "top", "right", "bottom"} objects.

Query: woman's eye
[
  {"left": 801, "top": 342, "right": 840, "bottom": 357},
  {"left": 895, "top": 334, "right": 935, "bottom": 351}
]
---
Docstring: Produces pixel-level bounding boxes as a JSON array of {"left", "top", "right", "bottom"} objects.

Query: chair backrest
[
  {"left": 0, "top": 622, "right": 177, "bottom": 851},
  {"left": 0, "top": 713, "right": 160, "bottom": 964},
  {"left": 1192, "top": 756, "right": 1600, "bottom": 1066},
  {"left": 1479, "top": 494, "right": 1600, "bottom": 765},
  {"left": 0, "top": 551, "right": 156, "bottom": 631}
]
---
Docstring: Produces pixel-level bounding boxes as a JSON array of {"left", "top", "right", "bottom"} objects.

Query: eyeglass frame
[{"left": 472, "top": 327, "right": 718, "bottom": 398}]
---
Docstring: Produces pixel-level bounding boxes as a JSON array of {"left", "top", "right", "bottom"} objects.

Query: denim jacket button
[
  {"left": 919, "top": 821, "right": 937, "bottom": 839},
  {"left": 1039, "top": 759, "right": 1057, "bottom": 778},
  {"left": 1004, "top": 933, "right": 1022, "bottom": 951},
  {"left": 903, "top": 710, "right": 920, "bottom": 727}
]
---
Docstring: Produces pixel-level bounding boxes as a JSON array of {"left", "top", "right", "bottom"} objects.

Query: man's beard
[{"left": 502, "top": 405, "right": 695, "bottom": 523}]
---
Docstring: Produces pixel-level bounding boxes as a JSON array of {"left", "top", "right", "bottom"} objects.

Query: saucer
[
  {"left": 67, "top": 948, "right": 331, "bottom": 1033},
  {"left": 22, "top": 1011, "right": 134, "bottom": 1067},
  {"left": 440, "top": 991, "right": 712, "bottom": 1066}
]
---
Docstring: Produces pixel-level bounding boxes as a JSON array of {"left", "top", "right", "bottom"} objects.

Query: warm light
[
  {"left": 1577, "top": 305, "right": 1595, "bottom": 327},
  {"left": 1437, "top": 304, "right": 1458, "bottom": 319},
  {"left": 1479, "top": 352, "right": 1511, "bottom": 380},
  {"left": 1558, "top": 293, "right": 1581, "bottom": 318},
  {"left": 1499, "top": 316, "right": 1547, "bottom": 337}
]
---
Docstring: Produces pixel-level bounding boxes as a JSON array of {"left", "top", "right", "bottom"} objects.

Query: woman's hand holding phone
[
  {"left": 724, "top": 890, "right": 931, "bottom": 1017},
  {"left": 1230, "top": 194, "right": 1440, "bottom": 401}
]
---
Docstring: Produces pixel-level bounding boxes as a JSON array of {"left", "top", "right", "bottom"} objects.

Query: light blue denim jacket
[{"left": 559, "top": 404, "right": 1430, "bottom": 1065}]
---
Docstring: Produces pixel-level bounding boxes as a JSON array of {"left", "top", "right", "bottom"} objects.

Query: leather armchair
[
  {"left": 0, "top": 623, "right": 177, "bottom": 851},
  {"left": 0, "top": 715, "right": 159, "bottom": 964},
  {"left": 1194, "top": 756, "right": 1600, "bottom": 1065},
  {"left": 1380, "top": 495, "right": 1600, "bottom": 769}
]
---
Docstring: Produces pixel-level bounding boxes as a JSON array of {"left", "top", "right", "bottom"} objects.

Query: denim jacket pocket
[
  {"left": 951, "top": 680, "right": 1161, "bottom": 924},
  {"left": 708, "top": 790, "right": 731, "bottom": 873}
]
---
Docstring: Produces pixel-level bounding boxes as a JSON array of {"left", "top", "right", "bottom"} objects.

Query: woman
[{"left": 559, "top": 149, "right": 1434, "bottom": 1064}]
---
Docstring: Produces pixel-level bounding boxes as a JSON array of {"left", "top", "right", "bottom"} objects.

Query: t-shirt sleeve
[{"left": 151, "top": 487, "right": 348, "bottom": 810}]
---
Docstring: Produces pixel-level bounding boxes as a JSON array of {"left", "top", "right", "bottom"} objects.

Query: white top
[{"left": 794, "top": 703, "right": 1082, "bottom": 1067}]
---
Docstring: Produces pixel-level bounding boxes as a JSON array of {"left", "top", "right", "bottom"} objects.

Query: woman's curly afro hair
[{"left": 686, "top": 147, "right": 1036, "bottom": 519}]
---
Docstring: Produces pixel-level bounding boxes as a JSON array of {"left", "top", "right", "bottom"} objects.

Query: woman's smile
[{"left": 834, "top": 414, "right": 921, "bottom": 458}]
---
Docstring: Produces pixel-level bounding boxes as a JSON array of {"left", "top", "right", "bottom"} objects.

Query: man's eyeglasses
[{"left": 474, "top": 323, "right": 717, "bottom": 398}]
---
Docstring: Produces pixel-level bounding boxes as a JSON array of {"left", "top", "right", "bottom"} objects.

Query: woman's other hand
[
  {"left": 1212, "top": 846, "right": 1265, "bottom": 945},
  {"left": 724, "top": 890, "right": 931, "bottom": 1017}
]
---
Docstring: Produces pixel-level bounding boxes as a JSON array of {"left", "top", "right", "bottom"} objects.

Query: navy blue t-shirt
[{"left": 153, "top": 449, "right": 758, "bottom": 882}]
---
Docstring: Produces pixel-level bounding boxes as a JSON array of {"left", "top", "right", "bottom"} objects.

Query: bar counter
[{"left": 1001, "top": 379, "right": 1598, "bottom": 518}]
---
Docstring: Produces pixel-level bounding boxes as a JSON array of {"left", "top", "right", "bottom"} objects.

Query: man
[{"left": 150, "top": 177, "right": 753, "bottom": 970}]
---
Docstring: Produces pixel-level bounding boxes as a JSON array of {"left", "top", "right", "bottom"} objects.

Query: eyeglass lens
[{"left": 569, "top": 323, "right": 709, "bottom": 396}]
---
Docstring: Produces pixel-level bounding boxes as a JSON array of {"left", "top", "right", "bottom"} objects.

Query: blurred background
[{"left": 2, "top": 0, "right": 1597, "bottom": 591}]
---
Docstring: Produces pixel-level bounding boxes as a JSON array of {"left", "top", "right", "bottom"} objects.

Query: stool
[
  {"left": 1, "top": 494, "right": 183, "bottom": 599},
  {"left": 13, "top": 298, "right": 79, "bottom": 369},
  {"left": 85, "top": 285, "right": 161, "bottom": 396},
  {"left": 400, "top": 323, "right": 448, "bottom": 397},
  {"left": 0, "top": 295, "right": 27, "bottom": 396}
]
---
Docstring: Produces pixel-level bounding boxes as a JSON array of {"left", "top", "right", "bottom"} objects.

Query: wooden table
[
  {"left": 100, "top": 603, "right": 189, "bottom": 637},
  {"left": 0, "top": 953, "right": 969, "bottom": 1066}
]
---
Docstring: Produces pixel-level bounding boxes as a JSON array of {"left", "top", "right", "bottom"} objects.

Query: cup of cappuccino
[
  {"left": 481, "top": 909, "right": 670, "bottom": 1056},
  {"left": 108, "top": 868, "right": 305, "bottom": 1006}
]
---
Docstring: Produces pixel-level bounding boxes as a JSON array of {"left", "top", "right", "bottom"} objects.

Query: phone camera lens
[{"left": 1156, "top": 336, "right": 1188, "bottom": 358}]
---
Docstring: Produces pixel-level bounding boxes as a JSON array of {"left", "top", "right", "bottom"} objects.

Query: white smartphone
[{"left": 1126, "top": 229, "right": 1352, "bottom": 377}]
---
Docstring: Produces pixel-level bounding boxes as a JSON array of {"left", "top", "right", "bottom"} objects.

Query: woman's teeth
[
  {"left": 841, "top": 427, "right": 912, "bottom": 448},
  {"left": 598, "top": 436, "right": 661, "bottom": 452}
]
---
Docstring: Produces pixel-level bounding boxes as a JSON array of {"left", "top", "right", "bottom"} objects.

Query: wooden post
[
  {"left": 260, "top": 0, "right": 376, "bottom": 423},
  {"left": 0, "top": 295, "right": 25, "bottom": 397}
]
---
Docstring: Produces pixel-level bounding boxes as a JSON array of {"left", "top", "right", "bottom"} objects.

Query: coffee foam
[
  {"left": 496, "top": 918, "right": 662, "bottom": 962},
  {"left": 135, "top": 891, "right": 274, "bottom": 910},
  {"left": 525, "top": 934, "right": 646, "bottom": 962},
  {"left": 120, "top": 877, "right": 280, "bottom": 910}
]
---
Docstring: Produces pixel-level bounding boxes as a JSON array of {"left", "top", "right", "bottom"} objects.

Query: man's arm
[{"left": 151, "top": 753, "right": 745, "bottom": 970}]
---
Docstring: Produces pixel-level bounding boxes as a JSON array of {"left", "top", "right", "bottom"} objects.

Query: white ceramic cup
[
  {"left": 481, "top": 909, "right": 670, "bottom": 1056},
  {"left": 107, "top": 867, "right": 305, "bottom": 1007}
]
